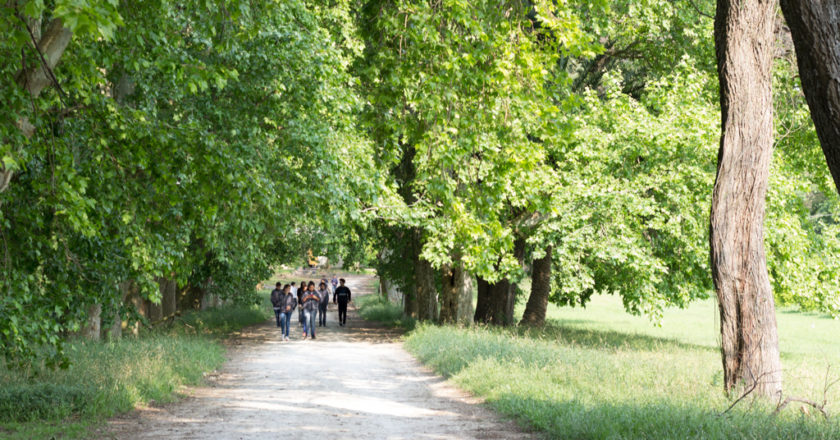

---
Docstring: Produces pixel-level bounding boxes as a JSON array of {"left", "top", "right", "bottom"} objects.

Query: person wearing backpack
[
  {"left": 333, "top": 278, "right": 351, "bottom": 326},
  {"left": 278, "top": 284, "right": 296, "bottom": 341},
  {"left": 270, "top": 282, "right": 284, "bottom": 328},
  {"left": 301, "top": 283, "right": 320, "bottom": 339},
  {"left": 317, "top": 281, "right": 330, "bottom": 327}
]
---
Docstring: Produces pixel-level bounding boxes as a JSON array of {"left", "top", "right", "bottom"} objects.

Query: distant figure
[
  {"left": 278, "top": 285, "right": 296, "bottom": 341},
  {"left": 301, "top": 283, "right": 320, "bottom": 339},
  {"left": 317, "top": 281, "right": 330, "bottom": 327},
  {"left": 290, "top": 282, "right": 298, "bottom": 296},
  {"left": 333, "top": 278, "right": 351, "bottom": 326},
  {"left": 297, "top": 280, "right": 307, "bottom": 327},
  {"left": 270, "top": 282, "right": 284, "bottom": 328},
  {"left": 330, "top": 275, "right": 338, "bottom": 292}
]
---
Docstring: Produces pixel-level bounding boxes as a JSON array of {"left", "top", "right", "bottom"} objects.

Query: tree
[
  {"left": 521, "top": 246, "right": 551, "bottom": 326},
  {"left": 779, "top": 0, "right": 840, "bottom": 193},
  {"left": 710, "top": 0, "right": 782, "bottom": 397}
]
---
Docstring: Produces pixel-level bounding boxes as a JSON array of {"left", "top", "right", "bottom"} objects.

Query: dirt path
[{"left": 106, "top": 273, "right": 534, "bottom": 440}]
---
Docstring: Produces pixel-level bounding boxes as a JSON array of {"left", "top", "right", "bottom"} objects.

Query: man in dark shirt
[{"left": 333, "top": 278, "right": 351, "bottom": 326}]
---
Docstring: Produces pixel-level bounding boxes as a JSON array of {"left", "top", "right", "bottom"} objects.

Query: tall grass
[
  {"left": 0, "top": 293, "right": 271, "bottom": 439},
  {"left": 402, "top": 293, "right": 840, "bottom": 439},
  {"left": 356, "top": 294, "right": 416, "bottom": 329}
]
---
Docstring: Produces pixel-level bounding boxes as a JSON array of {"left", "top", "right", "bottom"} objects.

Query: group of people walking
[{"left": 269, "top": 275, "right": 352, "bottom": 341}]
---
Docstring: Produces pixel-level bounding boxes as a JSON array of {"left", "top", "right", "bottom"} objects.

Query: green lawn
[{"left": 402, "top": 292, "right": 840, "bottom": 439}]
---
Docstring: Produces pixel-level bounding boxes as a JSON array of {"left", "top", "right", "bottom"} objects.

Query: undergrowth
[
  {"left": 0, "top": 292, "right": 271, "bottom": 439},
  {"left": 356, "top": 294, "right": 416, "bottom": 330}
]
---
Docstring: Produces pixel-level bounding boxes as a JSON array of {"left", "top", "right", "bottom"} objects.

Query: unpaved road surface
[{"left": 106, "top": 274, "right": 533, "bottom": 440}]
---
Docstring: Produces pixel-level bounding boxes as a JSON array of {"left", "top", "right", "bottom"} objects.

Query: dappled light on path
[{"left": 106, "top": 274, "right": 531, "bottom": 439}]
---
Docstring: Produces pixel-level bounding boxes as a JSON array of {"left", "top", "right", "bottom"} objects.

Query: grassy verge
[
  {"left": 356, "top": 294, "right": 416, "bottom": 330},
  {"left": 400, "top": 292, "right": 840, "bottom": 439},
  {"left": 0, "top": 292, "right": 271, "bottom": 439}
]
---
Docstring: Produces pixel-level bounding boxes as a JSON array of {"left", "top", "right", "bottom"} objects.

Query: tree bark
[
  {"left": 711, "top": 0, "right": 782, "bottom": 398},
  {"left": 457, "top": 274, "right": 474, "bottom": 324},
  {"left": 522, "top": 246, "right": 552, "bottom": 326},
  {"left": 80, "top": 304, "right": 101, "bottom": 341},
  {"left": 474, "top": 238, "right": 525, "bottom": 326},
  {"left": 414, "top": 255, "right": 437, "bottom": 321},
  {"left": 159, "top": 277, "right": 177, "bottom": 319},
  {"left": 779, "top": 0, "right": 840, "bottom": 193},
  {"left": 474, "top": 277, "right": 492, "bottom": 323},
  {"left": 440, "top": 256, "right": 466, "bottom": 324}
]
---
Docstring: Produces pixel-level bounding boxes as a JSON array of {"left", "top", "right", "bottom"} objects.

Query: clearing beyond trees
[{"left": 105, "top": 274, "right": 532, "bottom": 440}]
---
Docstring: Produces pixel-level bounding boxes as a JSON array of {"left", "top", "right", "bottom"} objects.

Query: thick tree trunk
[
  {"left": 410, "top": 229, "right": 437, "bottom": 320},
  {"left": 474, "top": 277, "right": 492, "bottom": 323},
  {"left": 522, "top": 246, "right": 552, "bottom": 326},
  {"left": 80, "top": 304, "right": 101, "bottom": 341},
  {"left": 414, "top": 256, "right": 437, "bottom": 321},
  {"left": 711, "top": 0, "right": 782, "bottom": 398},
  {"left": 440, "top": 257, "right": 466, "bottom": 324},
  {"left": 159, "top": 277, "right": 177, "bottom": 319},
  {"left": 779, "top": 0, "right": 840, "bottom": 193}
]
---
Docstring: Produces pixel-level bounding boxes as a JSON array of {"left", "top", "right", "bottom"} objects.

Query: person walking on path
[
  {"left": 317, "top": 281, "right": 330, "bottom": 327},
  {"left": 270, "top": 282, "right": 284, "bottom": 328},
  {"left": 297, "top": 280, "right": 307, "bottom": 328},
  {"left": 330, "top": 275, "right": 338, "bottom": 292},
  {"left": 301, "top": 284, "right": 320, "bottom": 339},
  {"left": 278, "top": 284, "right": 296, "bottom": 341},
  {"left": 333, "top": 278, "right": 351, "bottom": 326}
]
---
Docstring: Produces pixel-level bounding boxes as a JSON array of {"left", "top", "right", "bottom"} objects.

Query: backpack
[{"left": 270, "top": 289, "right": 283, "bottom": 308}]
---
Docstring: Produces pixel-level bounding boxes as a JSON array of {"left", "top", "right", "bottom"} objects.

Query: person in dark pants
[
  {"left": 297, "top": 280, "right": 307, "bottom": 327},
  {"left": 333, "top": 278, "right": 351, "bottom": 326},
  {"left": 278, "top": 284, "right": 296, "bottom": 341},
  {"left": 270, "top": 282, "right": 284, "bottom": 328},
  {"left": 301, "top": 286, "right": 320, "bottom": 339},
  {"left": 317, "top": 281, "right": 329, "bottom": 327}
]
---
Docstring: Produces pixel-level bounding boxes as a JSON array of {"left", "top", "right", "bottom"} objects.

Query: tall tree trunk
[
  {"left": 779, "top": 0, "right": 840, "bottom": 192},
  {"left": 711, "top": 0, "right": 782, "bottom": 398},
  {"left": 414, "top": 255, "right": 437, "bottom": 321},
  {"left": 474, "top": 277, "right": 492, "bottom": 323},
  {"left": 522, "top": 246, "right": 552, "bottom": 326},
  {"left": 440, "top": 255, "right": 466, "bottom": 324}
]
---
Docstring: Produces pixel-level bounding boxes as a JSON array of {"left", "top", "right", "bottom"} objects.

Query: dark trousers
[
  {"left": 319, "top": 304, "right": 327, "bottom": 326},
  {"left": 338, "top": 301, "right": 348, "bottom": 324},
  {"left": 273, "top": 308, "right": 282, "bottom": 327}
]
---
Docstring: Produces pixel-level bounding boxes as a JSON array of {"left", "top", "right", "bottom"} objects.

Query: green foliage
[{"left": 0, "top": 0, "right": 381, "bottom": 366}]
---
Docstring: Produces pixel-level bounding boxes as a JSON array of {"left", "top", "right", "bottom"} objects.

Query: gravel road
[{"left": 106, "top": 274, "right": 533, "bottom": 440}]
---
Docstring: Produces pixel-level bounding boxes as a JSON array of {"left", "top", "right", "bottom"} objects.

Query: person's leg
[
  {"left": 274, "top": 308, "right": 280, "bottom": 327},
  {"left": 338, "top": 302, "right": 347, "bottom": 325},
  {"left": 302, "top": 310, "right": 309, "bottom": 338},
  {"left": 283, "top": 312, "right": 292, "bottom": 338},
  {"left": 308, "top": 310, "right": 316, "bottom": 338},
  {"left": 279, "top": 312, "right": 287, "bottom": 337}
]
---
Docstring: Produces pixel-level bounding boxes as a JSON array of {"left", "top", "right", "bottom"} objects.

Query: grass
[
  {"left": 0, "top": 292, "right": 272, "bottom": 439},
  {"left": 402, "top": 293, "right": 840, "bottom": 439},
  {"left": 356, "top": 294, "right": 416, "bottom": 330}
]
